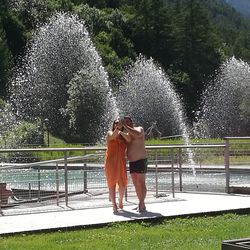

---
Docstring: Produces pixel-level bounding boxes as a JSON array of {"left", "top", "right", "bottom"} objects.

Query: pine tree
[{"left": 0, "top": 23, "right": 13, "bottom": 97}]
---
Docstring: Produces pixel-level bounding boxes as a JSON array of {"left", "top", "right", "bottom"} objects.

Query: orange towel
[{"left": 104, "top": 137, "right": 127, "bottom": 188}]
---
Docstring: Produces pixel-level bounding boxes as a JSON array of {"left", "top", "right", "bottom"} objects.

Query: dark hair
[
  {"left": 112, "top": 120, "right": 119, "bottom": 131},
  {"left": 111, "top": 119, "right": 124, "bottom": 133},
  {"left": 124, "top": 116, "right": 132, "bottom": 122}
]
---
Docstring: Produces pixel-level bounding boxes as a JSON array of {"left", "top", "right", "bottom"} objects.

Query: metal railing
[
  {"left": 224, "top": 137, "right": 250, "bottom": 193},
  {"left": 0, "top": 137, "right": 249, "bottom": 215}
]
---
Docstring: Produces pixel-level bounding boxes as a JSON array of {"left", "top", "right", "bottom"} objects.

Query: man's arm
[
  {"left": 123, "top": 124, "right": 144, "bottom": 138},
  {"left": 118, "top": 131, "right": 131, "bottom": 143}
]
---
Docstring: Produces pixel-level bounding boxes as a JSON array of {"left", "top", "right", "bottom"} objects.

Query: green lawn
[{"left": 1, "top": 213, "right": 250, "bottom": 249}]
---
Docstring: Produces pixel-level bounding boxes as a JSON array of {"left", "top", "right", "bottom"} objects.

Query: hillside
[
  {"left": 225, "top": 0, "right": 250, "bottom": 18},
  {"left": 201, "top": 0, "right": 250, "bottom": 29},
  {"left": 166, "top": 0, "right": 250, "bottom": 29}
]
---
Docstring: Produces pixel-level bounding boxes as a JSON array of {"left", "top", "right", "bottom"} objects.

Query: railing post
[
  {"left": 28, "top": 183, "right": 31, "bottom": 200},
  {"left": 155, "top": 150, "right": 158, "bottom": 198},
  {"left": 56, "top": 163, "right": 59, "bottom": 206},
  {"left": 83, "top": 163, "right": 88, "bottom": 193},
  {"left": 0, "top": 199, "right": 2, "bottom": 215},
  {"left": 64, "top": 151, "right": 69, "bottom": 206},
  {"left": 171, "top": 148, "right": 175, "bottom": 198},
  {"left": 224, "top": 138, "right": 230, "bottom": 193},
  {"left": 178, "top": 148, "right": 183, "bottom": 192},
  {"left": 38, "top": 166, "right": 41, "bottom": 202}
]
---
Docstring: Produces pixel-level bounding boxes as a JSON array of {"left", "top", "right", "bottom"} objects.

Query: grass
[
  {"left": 146, "top": 138, "right": 225, "bottom": 145},
  {"left": 0, "top": 213, "right": 250, "bottom": 249},
  {"left": 1, "top": 134, "right": 249, "bottom": 164},
  {"left": 24, "top": 136, "right": 250, "bottom": 165}
]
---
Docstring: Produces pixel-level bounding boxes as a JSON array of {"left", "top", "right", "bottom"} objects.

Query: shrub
[{"left": 1, "top": 121, "right": 43, "bottom": 162}]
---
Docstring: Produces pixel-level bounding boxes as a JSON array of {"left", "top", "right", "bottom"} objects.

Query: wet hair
[
  {"left": 111, "top": 119, "right": 124, "bottom": 133},
  {"left": 124, "top": 116, "right": 132, "bottom": 122},
  {"left": 112, "top": 119, "right": 119, "bottom": 131}
]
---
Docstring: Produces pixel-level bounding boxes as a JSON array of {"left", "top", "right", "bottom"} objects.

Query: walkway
[{"left": 0, "top": 192, "right": 250, "bottom": 235}]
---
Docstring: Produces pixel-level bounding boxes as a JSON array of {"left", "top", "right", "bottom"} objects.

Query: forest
[{"left": 0, "top": 0, "right": 250, "bottom": 139}]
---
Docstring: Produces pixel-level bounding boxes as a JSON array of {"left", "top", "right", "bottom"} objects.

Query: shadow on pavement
[{"left": 114, "top": 209, "right": 163, "bottom": 219}]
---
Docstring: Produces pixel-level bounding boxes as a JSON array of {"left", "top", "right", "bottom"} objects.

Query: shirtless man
[{"left": 122, "top": 116, "right": 148, "bottom": 212}]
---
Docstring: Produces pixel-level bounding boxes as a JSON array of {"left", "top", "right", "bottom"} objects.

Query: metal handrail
[
  {"left": 224, "top": 137, "right": 250, "bottom": 193},
  {"left": 0, "top": 144, "right": 226, "bottom": 153},
  {"left": 0, "top": 147, "right": 105, "bottom": 153},
  {"left": 0, "top": 139, "right": 249, "bottom": 214},
  {"left": 224, "top": 137, "right": 250, "bottom": 140},
  {"left": 0, "top": 153, "right": 104, "bottom": 169}
]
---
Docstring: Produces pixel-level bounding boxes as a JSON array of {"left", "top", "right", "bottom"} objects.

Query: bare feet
[
  {"left": 118, "top": 202, "right": 123, "bottom": 210},
  {"left": 138, "top": 207, "right": 146, "bottom": 213},
  {"left": 113, "top": 204, "right": 118, "bottom": 214},
  {"left": 138, "top": 203, "right": 146, "bottom": 213},
  {"left": 132, "top": 204, "right": 146, "bottom": 213}
]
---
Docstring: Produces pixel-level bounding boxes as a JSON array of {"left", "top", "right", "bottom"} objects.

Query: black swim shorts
[{"left": 129, "top": 159, "right": 148, "bottom": 174}]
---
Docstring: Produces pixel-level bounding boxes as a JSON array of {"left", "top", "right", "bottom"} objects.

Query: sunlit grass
[
  {"left": 1, "top": 213, "right": 250, "bottom": 250},
  {"left": 1, "top": 135, "right": 249, "bottom": 164},
  {"left": 32, "top": 136, "right": 250, "bottom": 164}
]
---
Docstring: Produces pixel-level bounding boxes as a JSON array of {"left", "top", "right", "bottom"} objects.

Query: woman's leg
[
  {"left": 118, "top": 184, "right": 126, "bottom": 209},
  {"left": 109, "top": 186, "right": 117, "bottom": 212}
]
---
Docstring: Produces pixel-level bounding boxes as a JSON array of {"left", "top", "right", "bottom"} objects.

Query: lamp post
[{"left": 44, "top": 118, "right": 49, "bottom": 147}]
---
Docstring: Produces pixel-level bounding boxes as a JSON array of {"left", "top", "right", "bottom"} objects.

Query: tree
[
  {"left": 77, "top": 6, "right": 136, "bottom": 89},
  {"left": 171, "top": 0, "right": 222, "bottom": 118},
  {"left": 127, "top": 0, "right": 175, "bottom": 66},
  {"left": 1, "top": 11, "right": 27, "bottom": 59},
  {"left": 65, "top": 64, "right": 116, "bottom": 143},
  {"left": 0, "top": 24, "right": 13, "bottom": 97}
]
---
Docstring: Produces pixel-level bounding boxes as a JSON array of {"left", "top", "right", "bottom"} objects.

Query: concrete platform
[{"left": 0, "top": 192, "right": 250, "bottom": 235}]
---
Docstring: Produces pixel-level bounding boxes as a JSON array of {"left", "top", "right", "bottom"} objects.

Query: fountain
[
  {"left": 117, "top": 55, "right": 190, "bottom": 138},
  {"left": 7, "top": 12, "right": 117, "bottom": 143},
  {"left": 0, "top": 102, "right": 17, "bottom": 137},
  {"left": 1, "top": 11, "right": 223, "bottom": 171},
  {"left": 2, "top": 12, "right": 195, "bottom": 147},
  {"left": 194, "top": 57, "right": 250, "bottom": 138},
  {"left": 116, "top": 55, "right": 196, "bottom": 172}
]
